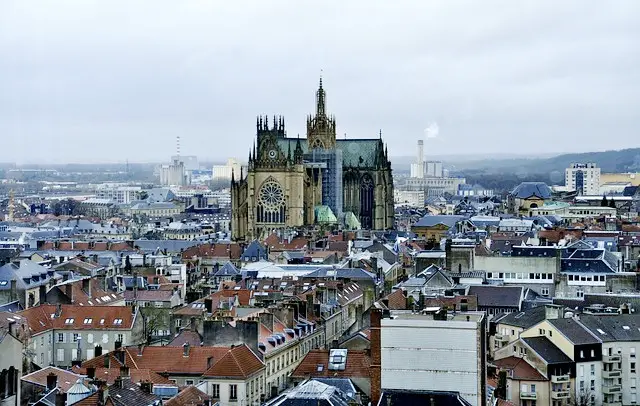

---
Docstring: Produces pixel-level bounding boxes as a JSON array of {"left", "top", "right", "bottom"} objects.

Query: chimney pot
[{"left": 183, "top": 342, "right": 190, "bottom": 357}]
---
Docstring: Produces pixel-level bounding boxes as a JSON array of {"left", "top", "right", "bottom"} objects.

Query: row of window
[
  {"left": 487, "top": 272, "right": 555, "bottom": 281},
  {"left": 56, "top": 332, "right": 124, "bottom": 345}
]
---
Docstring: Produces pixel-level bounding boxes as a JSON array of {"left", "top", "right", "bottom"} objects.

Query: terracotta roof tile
[
  {"left": 181, "top": 243, "right": 242, "bottom": 260},
  {"left": 71, "top": 366, "right": 173, "bottom": 386},
  {"left": 21, "top": 366, "right": 85, "bottom": 392},
  {"left": 291, "top": 349, "right": 371, "bottom": 379},
  {"left": 84, "top": 345, "right": 262, "bottom": 377},
  {"left": 493, "top": 356, "right": 547, "bottom": 381},
  {"left": 203, "top": 345, "right": 264, "bottom": 379},
  {"left": 18, "top": 304, "right": 136, "bottom": 334},
  {"left": 165, "top": 386, "right": 211, "bottom": 406},
  {"left": 384, "top": 290, "right": 407, "bottom": 310}
]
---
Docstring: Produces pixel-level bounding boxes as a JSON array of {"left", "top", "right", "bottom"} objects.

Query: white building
[
  {"left": 213, "top": 158, "right": 243, "bottom": 182},
  {"left": 160, "top": 160, "right": 187, "bottom": 186},
  {"left": 95, "top": 185, "right": 142, "bottom": 204},
  {"left": 171, "top": 155, "right": 199, "bottom": 171},
  {"left": 393, "top": 190, "right": 424, "bottom": 207},
  {"left": 566, "top": 163, "right": 601, "bottom": 196},
  {"left": 376, "top": 311, "right": 486, "bottom": 406},
  {"left": 426, "top": 161, "right": 443, "bottom": 178}
]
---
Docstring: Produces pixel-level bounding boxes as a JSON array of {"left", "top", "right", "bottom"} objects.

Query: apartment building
[
  {"left": 566, "top": 163, "right": 601, "bottom": 196},
  {"left": 17, "top": 304, "right": 143, "bottom": 368},
  {"left": 372, "top": 309, "right": 486, "bottom": 406}
]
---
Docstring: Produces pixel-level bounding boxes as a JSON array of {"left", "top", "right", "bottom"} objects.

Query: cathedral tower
[{"left": 306, "top": 78, "right": 337, "bottom": 150}]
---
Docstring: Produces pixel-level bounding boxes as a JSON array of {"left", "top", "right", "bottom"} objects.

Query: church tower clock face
[{"left": 268, "top": 149, "right": 277, "bottom": 159}]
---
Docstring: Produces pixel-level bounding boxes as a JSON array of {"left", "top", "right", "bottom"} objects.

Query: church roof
[
  {"left": 275, "top": 138, "right": 384, "bottom": 168},
  {"left": 314, "top": 205, "right": 338, "bottom": 224}
]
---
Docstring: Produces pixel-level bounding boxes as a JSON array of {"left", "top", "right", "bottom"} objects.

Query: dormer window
[
  {"left": 113, "top": 318, "right": 123, "bottom": 325},
  {"left": 100, "top": 319, "right": 105, "bottom": 325},
  {"left": 83, "top": 318, "right": 92, "bottom": 324},
  {"left": 65, "top": 318, "right": 74, "bottom": 324}
]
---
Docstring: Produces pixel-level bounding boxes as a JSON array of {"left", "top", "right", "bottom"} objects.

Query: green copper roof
[
  {"left": 344, "top": 211, "right": 361, "bottom": 230},
  {"left": 314, "top": 205, "right": 338, "bottom": 224}
]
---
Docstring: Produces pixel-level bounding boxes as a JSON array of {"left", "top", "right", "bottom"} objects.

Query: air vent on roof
[{"left": 514, "top": 312, "right": 525, "bottom": 319}]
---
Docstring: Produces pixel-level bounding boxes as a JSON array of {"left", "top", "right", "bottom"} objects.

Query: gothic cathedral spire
[{"left": 316, "top": 76, "right": 326, "bottom": 117}]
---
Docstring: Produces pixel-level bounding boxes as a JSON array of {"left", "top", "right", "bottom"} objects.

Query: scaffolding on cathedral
[{"left": 304, "top": 148, "right": 343, "bottom": 224}]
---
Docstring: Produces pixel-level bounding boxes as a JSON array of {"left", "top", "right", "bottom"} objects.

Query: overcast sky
[{"left": 1, "top": 1, "right": 638, "bottom": 164}]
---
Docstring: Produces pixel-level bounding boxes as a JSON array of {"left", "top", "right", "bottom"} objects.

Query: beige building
[
  {"left": 600, "top": 172, "right": 640, "bottom": 187},
  {"left": 231, "top": 79, "right": 394, "bottom": 241}
]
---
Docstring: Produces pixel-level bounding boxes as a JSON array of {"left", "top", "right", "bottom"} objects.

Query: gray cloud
[{"left": 0, "top": 0, "right": 638, "bottom": 164}]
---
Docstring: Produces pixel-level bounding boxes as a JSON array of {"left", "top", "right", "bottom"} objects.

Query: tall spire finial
[
  {"left": 379, "top": 129, "right": 382, "bottom": 139},
  {"left": 316, "top": 72, "right": 326, "bottom": 116}
]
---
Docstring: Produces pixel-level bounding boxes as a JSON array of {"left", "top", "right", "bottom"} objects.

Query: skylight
[
  {"left": 623, "top": 326, "right": 630, "bottom": 330},
  {"left": 597, "top": 329, "right": 607, "bottom": 335},
  {"left": 316, "top": 364, "right": 324, "bottom": 372}
]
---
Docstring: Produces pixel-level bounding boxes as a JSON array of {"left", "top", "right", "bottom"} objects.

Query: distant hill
[{"left": 391, "top": 148, "right": 640, "bottom": 174}]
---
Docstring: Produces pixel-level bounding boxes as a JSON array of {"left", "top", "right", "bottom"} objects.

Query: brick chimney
[
  {"left": 65, "top": 283, "right": 74, "bottom": 303},
  {"left": 370, "top": 308, "right": 382, "bottom": 405},
  {"left": 47, "top": 372, "right": 58, "bottom": 390}
]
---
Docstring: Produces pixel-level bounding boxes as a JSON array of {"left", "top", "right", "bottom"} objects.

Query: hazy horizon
[{"left": 2, "top": 1, "right": 639, "bottom": 164}]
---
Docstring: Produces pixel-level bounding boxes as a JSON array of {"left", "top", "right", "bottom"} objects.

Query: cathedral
[{"left": 231, "top": 79, "right": 394, "bottom": 241}]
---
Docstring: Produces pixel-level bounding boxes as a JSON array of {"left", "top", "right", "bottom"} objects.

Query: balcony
[
  {"left": 603, "top": 354, "right": 621, "bottom": 363},
  {"left": 494, "top": 334, "right": 508, "bottom": 343},
  {"left": 551, "top": 391, "right": 571, "bottom": 400},
  {"left": 603, "top": 402, "right": 621, "bottom": 406},
  {"left": 551, "top": 374, "right": 570, "bottom": 383},
  {"left": 520, "top": 392, "right": 537, "bottom": 400},
  {"left": 602, "top": 385, "right": 622, "bottom": 395},
  {"left": 603, "top": 369, "right": 622, "bottom": 378}
]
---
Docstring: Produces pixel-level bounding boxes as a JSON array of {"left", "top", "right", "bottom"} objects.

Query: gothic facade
[{"left": 231, "top": 80, "right": 394, "bottom": 241}]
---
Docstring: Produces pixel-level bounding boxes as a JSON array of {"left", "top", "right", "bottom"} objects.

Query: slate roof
[
  {"left": 547, "top": 318, "right": 599, "bottom": 345},
  {"left": 497, "top": 306, "right": 547, "bottom": 329},
  {"left": 167, "top": 330, "right": 203, "bottom": 347},
  {"left": 265, "top": 379, "right": 353, "bottom": 406},
  {"left": 212, "top": 262, "right": 240, "bottom": 277},
  {"left": 108, "top": 379, "right": 162, "bottom": 406},
  {"left": 302, "top": 267, "right": 376, "bottom": 281},
  {"left": 0, "top": 259, "right": 59, "bottom": 290},
  {"left": 623, "top": 186, "right": 639, "bottom": 197},
  {"left": 468, "top": 286, "right": 523, "bottom": 308},
  {"left": 522, "top": 336, "right": 572, "bottom": 364},
  {"left": 579, "top": 314, "right": 640, "bottom": 342},
  {"left": 413, "top": 215, "right": 465, "bottom": 229},
  {"left": 377, "top": 390, "right": 473, "bottom": 406},
  {"left": 242, "top": 240, "right": 268, "bottom": 260},
  {"left": 133, "top": 240, "right": 201, "bottom": 254},
  {"left": 510, "top": 182, "right": 552, "bottom": 199}
]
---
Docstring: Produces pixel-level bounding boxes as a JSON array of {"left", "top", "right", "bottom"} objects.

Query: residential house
[
  {"left": 0, "top": 324, "right": 22, "bottom": 406},
  {"left": 468, "top": 286, "right": 525, "bottom": 315},
  {"left": 82, "top": 344, "right": 265, "bottom": 406},
  {"left": 17, "top": 304, "right": 143, "bottom": 367},
  {"left": 45, "top": 277, "right": 125, "bottom": 307},
  {"left": 0, "top": 260, "right": 60, "bottom": 308}
]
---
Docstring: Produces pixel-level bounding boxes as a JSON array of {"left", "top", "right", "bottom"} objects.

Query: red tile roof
[
  {"left": 165, "top": 385, "right": 212, "bottom": 406},
  {"left": 71, "top": 366, "right": 173, "bottom": 385},
  {"left": 21, "top": 366, "right": 85, "bottom": 392},
  {"left": 493, "top": 356, "right": 546, "bottom": 381},
  {"left": 291, "top": 349, "right": 371, "bottom": 379},
  {"left": 203, "top": 345, "right": 265, "bottom": 379},
  {"left": 83, "top": 345, "right": 263, "bottom": 378},
  {"left": 18, "top": 304, "right": 136, "bottom": 334},
  {"left": 384, "top": 289, "right": 407, "bottom": 310},
  {"left": 181, "top": 243, "right": 242, "bottom": 260}
]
